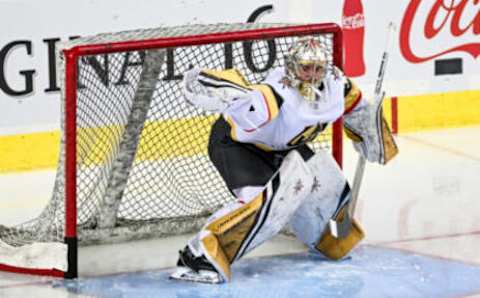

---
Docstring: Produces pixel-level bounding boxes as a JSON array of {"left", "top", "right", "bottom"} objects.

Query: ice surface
[
  {"left": 1, "top": 126, "right": 480, "bottom": 298},
  {"left": 55, "top": 246, "right": 480, "bottom": 298}
]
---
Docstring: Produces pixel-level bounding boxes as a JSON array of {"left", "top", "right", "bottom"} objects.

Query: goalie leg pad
[
  {"left": 288, "top": 150, "right": 351, "bottom": 248},
  {"left": 180, "top": 150, "right": 313, "bottom": 282},
  {"left": 288, "top": 150, "right": 364, "bottom": 259},
  {"left": 229, "top": 150, "right": 313, "bottom": 259}
]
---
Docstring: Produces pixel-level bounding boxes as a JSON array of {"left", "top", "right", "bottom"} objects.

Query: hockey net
[{"left": 0, "top": 22, "right": 343, "bottom": 278}]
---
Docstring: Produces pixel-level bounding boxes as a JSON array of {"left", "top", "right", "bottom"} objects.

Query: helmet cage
[{"left": 286, "top": 37, "right": 328, "bottom": 89}]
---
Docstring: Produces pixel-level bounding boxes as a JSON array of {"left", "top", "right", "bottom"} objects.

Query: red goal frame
[{"left": 1, "top": 23, "right": 343, "bottom": 279}]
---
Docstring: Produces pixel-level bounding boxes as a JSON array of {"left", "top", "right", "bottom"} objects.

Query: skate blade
[{"left": 169, "top": 267, "right": 223, "bottom": 284}]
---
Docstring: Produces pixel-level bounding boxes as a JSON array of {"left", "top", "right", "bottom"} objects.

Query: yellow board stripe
[
  {"left": 0, "top": 131, "right": 60, "bottom": 173},
  {"left": 77, "top": 116, "right": 217, "bottom": 166},
  {"left": 1, "top": 89, "right": 480, "bottom": 173},
  {"left": 395, "top": 89, "right": 480, "bottom": 133},
  {"left": 0, "top": 116, "right": 216, "bottom": 173}
]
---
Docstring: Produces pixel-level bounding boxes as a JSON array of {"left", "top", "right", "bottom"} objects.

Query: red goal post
[{"left": 0, "top": 22, "right": 343, "bottom": 279}]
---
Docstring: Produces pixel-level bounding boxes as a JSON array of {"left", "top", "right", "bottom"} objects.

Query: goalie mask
[{"left": 285, "top": 37, "right": 328, "bottom": 101}]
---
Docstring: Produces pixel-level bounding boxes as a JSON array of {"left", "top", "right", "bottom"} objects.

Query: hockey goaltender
[{"left": 170, "top": 37, "right": 398, "bottom": 283}]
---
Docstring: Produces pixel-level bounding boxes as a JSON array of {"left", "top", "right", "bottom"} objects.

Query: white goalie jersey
[
  {"left": 183, "top": 66, "right": 398, "bottom": 163},
  {"left": 185, "top": 67, "right": 363, "bottom": 151}
]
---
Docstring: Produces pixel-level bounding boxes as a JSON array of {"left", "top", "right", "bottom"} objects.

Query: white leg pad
[
  {"left": 288, "top": 149, "right": 350, "bottom": 249},
  {"left": 236, "top": 150, "right": 314, "bottom": 258},
  {"left": 187, "top": 149, "right": 314, "bottom": 282}
]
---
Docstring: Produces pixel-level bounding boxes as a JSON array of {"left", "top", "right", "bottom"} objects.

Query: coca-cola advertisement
[
  {"left": 342, "top": 0, "right": 366, "bottom": 77},
  {"left": 400, "top": 0, "right": 480, "bottom": 63}
]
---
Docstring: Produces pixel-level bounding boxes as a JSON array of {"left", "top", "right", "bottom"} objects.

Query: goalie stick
[
  {"left": 347, "top": 22, "right": 397, "bottom": 218},
  {"left": 329, "top": 23, "right": 396, "bottom": 238}
]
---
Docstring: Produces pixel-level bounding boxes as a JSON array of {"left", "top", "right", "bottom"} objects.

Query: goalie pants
[{"left": 208, "top": 117, "right": 315, "bottom": 191}]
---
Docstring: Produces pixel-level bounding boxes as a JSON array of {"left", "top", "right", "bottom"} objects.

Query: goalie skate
[
  {"left": 169, "top": 267, "right": 223, "bottom": 284},
  {"left": 169, "top": 245, "right": 225, "bottom": 283}
]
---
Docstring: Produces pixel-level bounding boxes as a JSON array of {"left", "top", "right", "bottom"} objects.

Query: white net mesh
[{"left": 0, "top": 23, "right": 340, "bottom": 249}]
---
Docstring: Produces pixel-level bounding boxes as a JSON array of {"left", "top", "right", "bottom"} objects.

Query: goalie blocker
[{"left": 171, "top": 148, "right": 364, "bottom": 283}]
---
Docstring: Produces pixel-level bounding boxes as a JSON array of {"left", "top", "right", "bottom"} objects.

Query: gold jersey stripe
[
  {"left": 287, "top": 125, "right": 321, "bottom": 147},
  {"left": 250, "top": 84, "right": 280, "bottom": 120},
  {"left": 201, "top": 68, "right": 250, "bottom": 88}
]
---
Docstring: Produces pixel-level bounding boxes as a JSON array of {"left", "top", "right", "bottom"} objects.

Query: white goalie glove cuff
[
  {"left": 183, "top": 67, "right": 229, "bottom": 112},
  {"left": 343, "top": 98, "right": 398, "bottom": 164}
]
